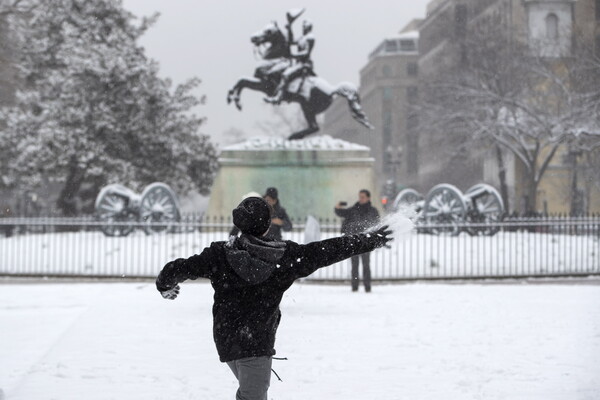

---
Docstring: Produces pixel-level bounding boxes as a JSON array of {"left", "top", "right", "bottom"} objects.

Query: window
[
  {"left": 545, "top": 13, "right": 558, "bottom": 40},
  {"left": 383, "top": 87, "right": 394, "bottom": 100},
  {"left": 382, "top": 65, "right": 393, "bottom": 77},
  {"left": 383, "top": 110, "right": 392, "bottom": 131},
  {"left": 455, "top": 5, "right": 468, "bottom": 39},
  {"left": 385, "top": 40, "right": 398, "bottom": 53},
  {"left": 399, "top": 39, "right": 416, "bottom": 52},
  {"left": 407, "top": 113, "right": 418, "bottom": 129},
  {"left": 407, "top": 62, "right": 418, "bottom": 76},
  {"left": 406, "top": 86, "right": 418, "bottom": 102}
]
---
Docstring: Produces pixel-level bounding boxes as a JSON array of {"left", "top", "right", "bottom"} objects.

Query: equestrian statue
[{"left": 226, "top": 8, "right": 374, "bottom": 140}]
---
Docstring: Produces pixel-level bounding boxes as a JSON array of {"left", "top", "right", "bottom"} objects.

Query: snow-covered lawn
[{"left": 1, "top": 281, "right": 599, "bottom": 399}]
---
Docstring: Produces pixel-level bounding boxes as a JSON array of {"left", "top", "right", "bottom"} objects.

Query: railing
[{"left": 0, "top": 215, "right": 599, "bottom": 280}]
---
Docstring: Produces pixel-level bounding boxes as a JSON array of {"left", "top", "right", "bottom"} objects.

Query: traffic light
[{"left": 381, "top": 180, "right": 396, "bottom": 210}]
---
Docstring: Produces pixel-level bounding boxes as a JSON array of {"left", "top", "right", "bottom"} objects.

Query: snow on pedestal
[
  {"left": 223, "top": 135, "right": 370, "bottom": 151},
  {"left": 207, "top": 135, "right": 380, "bottom": 219}
]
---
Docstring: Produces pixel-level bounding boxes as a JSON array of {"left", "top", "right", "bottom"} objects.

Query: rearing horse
[{"left": 227, "top": 22, "right": 374, "bottom": 140}]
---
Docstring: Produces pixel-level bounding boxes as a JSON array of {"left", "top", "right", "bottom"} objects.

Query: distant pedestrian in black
[
  {"left": 156, "top": 196, "right": 392, "bottom": 400},
  {"left": 334, "top": 189, "right": 380, "bottom": 292},
  {"left": 262, "top": 187, "right": 292, "bottom": 241}
]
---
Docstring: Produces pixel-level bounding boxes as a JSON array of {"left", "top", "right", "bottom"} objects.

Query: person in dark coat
[
  {"left": 334, "top": 189, "right": 380, "bottom": 292},
  {"left": 262, "top": 187, "right": 292, "bottom": 241},
  {"left": 228, "top": 188, "right": 293, "bottom": 239},
  {"left": 156, "top": 197, "right": 392, "bottom": 400}
]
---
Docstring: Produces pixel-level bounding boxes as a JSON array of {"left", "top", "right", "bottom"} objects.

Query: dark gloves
[
  {"left": 156, "top": 259, "right": 181, "bottom": 299},
  {"left": 159, "top": 284, "right": 180, "bottom": 300},
  {"left": 365, "top": 225, "right": 393, "bottom": 249}
]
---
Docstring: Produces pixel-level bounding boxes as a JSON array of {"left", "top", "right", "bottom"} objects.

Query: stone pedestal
[{"left": 207, "top": 135, "right": 380, "bottom": 219}]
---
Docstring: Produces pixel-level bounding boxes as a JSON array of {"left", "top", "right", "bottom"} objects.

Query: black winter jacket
[
  {"left": 156, "top": 233, "right": 380, "bottom": 362},
  {"left": 264, "top": 202, "right": 292, "bottom": 241},
  {"left": 334, "top": 201, "right": 380, "bottom": 235}
]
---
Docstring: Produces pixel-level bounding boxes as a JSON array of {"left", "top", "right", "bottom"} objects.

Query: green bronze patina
[{"left": 207, "top": 136, "right": 380, "bottom": 220}]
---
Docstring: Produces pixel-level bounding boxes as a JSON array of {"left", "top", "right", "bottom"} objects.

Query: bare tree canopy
[{"left": 418, "top": 23, "right": 600, "bottom": 212}]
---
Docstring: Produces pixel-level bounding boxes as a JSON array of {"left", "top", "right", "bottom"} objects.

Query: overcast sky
[{"left": 122, "top": 0, "right": 431, "bottom": 145}]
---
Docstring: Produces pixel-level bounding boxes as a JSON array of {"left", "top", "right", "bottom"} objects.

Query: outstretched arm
[
  {"left": 286, "top": 23, "right": 295, "bottom": 45},
  {"left": 156, "top": 245, "right": 217, "bottom": 299},
  {"left": 286, "top": 225, "right": 392, "bottom": 278},
  {"left": 334, "top": 203, "right": 351, "bottom": 218}
]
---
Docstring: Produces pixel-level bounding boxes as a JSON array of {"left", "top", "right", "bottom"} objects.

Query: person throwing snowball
[{"left": 156, "top": 196, "right": 392, "bottom": 400}]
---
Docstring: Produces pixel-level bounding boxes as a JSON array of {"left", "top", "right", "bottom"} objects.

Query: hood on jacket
[{"left": 225, "top": 234, "right": 287, "bottom": 284}]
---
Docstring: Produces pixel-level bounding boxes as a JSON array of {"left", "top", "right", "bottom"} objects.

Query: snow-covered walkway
[{"left": 1, "top": 281, "right": 599, "bottom": 400}]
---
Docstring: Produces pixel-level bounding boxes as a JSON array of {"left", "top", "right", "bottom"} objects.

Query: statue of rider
[{"left": 264, "top": 14, "right": 316, "bottom": 105}]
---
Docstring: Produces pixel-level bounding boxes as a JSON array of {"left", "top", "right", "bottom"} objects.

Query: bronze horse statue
[{"left": 227, "top": 22, "right": 374, "bottom": 140}]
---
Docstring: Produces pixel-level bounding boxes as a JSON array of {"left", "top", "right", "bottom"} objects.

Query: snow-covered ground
[{"left": 1, "top": 281, "right": 599, "bottom": 400}]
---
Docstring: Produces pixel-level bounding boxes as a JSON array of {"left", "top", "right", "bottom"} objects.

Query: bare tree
[{"left": 419, "top": 23, "right": 599, "bottom": 213}]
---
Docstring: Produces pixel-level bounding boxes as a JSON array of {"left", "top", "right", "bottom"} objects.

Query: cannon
[
  {"left": 94, "top": 182, "right": 181, "bottom": 236},
  {"left": 393, "top": 188, "right": 425, "bottom": 212},
  {"left": 392, "top": 183, "right": 504, "bottom": 236}
]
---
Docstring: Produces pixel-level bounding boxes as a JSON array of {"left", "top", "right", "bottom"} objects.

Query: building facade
[
  {"left": 418, "top": 0, "right": 599, "bottom": 213},
  {"left": 322, "top": 21, "right": 422, "bottom": 201},
  {"left": 323, "top": 0, "right": 599, "bottom": 213}
]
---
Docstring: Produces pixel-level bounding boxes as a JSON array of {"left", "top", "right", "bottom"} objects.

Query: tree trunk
[
  {"left": 57, "top": 157, "right": 85, "bottom": 217},
  {"left": 495, "top": 146, "right": 510, "bottom": 213},
  {"left": 526, "top": 175, "right": 538, "bottom": 215}
]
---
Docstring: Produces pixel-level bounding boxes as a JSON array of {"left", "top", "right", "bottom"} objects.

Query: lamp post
[
  {"left": 385, "top": 144, "right": 403, "bottom": 183},
  {"left": 384, "top": 145, "right": 403, "bottom": 208},
  {"left": 567, "top": 147, "right": 584, "bottom": 215}
]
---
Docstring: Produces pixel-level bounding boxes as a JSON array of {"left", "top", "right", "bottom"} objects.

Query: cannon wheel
[
  {"left": 423, "top": 184, "right": 467, "bottom": 236},
  {"left": 140, "top": 183, "right": 181, "bottom": 234},
  {"left": 465, "top": 183, "right": 504, "bottom": 236},
  {"left": 392, "top": 188, "right": 424, "bottom": 211},
  {"left": 95, "top": 184, "right": 138, "bottom": 237}
]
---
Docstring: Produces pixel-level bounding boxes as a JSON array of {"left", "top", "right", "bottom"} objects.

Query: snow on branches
[{"left": 0, "top": 0, "right": 217, "bottom": 215}]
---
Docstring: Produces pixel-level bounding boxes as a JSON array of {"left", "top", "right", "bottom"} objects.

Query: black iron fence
[{"left": 0, "top": 215, "right": 598, "bottom": 280}]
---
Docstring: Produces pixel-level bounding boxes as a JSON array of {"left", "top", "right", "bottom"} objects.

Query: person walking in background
[
  {"left": 334, "top": 189, "right": 380, "bottom": 292},
  {"left": 156, "top": 196, "right": 392, "bottom": 400},
  {"left": 263, "top": 187, "right": 292, "bottom": 241}
]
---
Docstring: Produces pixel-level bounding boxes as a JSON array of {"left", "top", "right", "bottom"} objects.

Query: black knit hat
[
  {"left": 232, "top": 197, "right": 271, "bottom": 236},
  {"left": 264, "top": 187, "right": 278, "bottom": 200}
]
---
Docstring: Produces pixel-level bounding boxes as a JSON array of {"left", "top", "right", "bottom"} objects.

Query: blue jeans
[{"left": 226, "top": 356, "right": 272, "bottom": 400}]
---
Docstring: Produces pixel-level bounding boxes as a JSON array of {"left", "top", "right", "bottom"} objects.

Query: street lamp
[
  {"left": 383, "top": 145, "right": 403, "bottom": 208},
  {"left": 385, "top": 144, "right": 403, "bottom": 182},
  {"left": 566, "top": 147, "right": 584, "bottom": 215}
]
